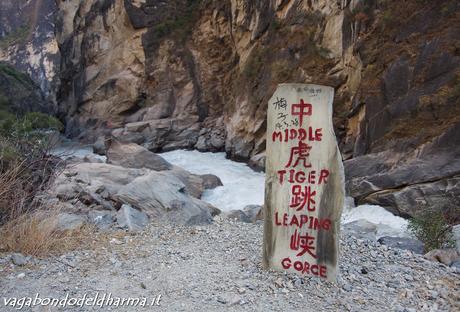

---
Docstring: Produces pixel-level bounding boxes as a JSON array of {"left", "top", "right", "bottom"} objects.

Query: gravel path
[{"left": 1, "top": 218, "right": 459, "bottom": 311}]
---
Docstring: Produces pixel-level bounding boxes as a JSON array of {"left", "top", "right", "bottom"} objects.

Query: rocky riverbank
[{"left": 1, "top": 218, "right": 459, "bottom": 312}]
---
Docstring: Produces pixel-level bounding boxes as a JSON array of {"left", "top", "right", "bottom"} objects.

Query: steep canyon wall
[{"left": 1, "top": 0, "right": 459, "bottom": 218}]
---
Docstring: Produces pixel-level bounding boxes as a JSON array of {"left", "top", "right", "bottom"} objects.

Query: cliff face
[
  {"left": 2, "top": 0, "right": 458, "bottom": 218},
  {"left": 0, "top": 0, "right": 60, "bottom": 110},
  {"left": 56, "top": 0, "right": 361, "bottom": 154}
]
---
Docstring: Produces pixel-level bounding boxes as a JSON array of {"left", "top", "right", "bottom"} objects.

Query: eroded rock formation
[{"left": 1, "top": 0, "right": 459, "bottom": 218}]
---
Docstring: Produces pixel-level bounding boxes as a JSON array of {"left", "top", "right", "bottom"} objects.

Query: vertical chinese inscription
[{"left": 263, "top": 84, "right": 345, "bottom": 282}]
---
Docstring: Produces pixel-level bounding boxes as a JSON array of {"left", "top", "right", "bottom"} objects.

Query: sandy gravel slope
[{"left": 1, "top": 219, "right": 459, "bottom": 312}]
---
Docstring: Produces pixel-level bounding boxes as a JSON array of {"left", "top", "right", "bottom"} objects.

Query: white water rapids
[{"left": 52, "top": 144, "right": 411, "bottom": 238}]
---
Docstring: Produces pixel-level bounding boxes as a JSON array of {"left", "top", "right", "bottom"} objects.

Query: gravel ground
[{"left": 1, "top": 218, "right": 459, "bottom": 312}]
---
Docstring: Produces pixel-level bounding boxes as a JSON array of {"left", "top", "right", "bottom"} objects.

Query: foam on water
[
  {"left": 160, "top": 150, "right": 265, "bottom": 212},
  {"left": 51, "top": 145, "right": 409, "bottom": 237},
  {"left": 161, "top": 149, "right": 410, "bottom": 237},
  {"left": 342, "top": 204, "right": 410, "bottom": 238}
]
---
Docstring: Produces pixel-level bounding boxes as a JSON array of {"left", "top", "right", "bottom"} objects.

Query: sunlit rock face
[
  {"left": 0, "top": 0, "right": 60, "bottom": 111},
  {"left": 2, "top": 0, "right": 457, "bottom": 218},
  {"left": 53, "top": 0, "right": 460, "bottom": 219}
]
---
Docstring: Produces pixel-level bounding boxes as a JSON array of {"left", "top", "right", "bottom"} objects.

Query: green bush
[
  {"left": 408, "top": 210, "right": 455, "bottom": 252},
  {"left": 0, "top": 112, "right": 63, "bottom": 136}
]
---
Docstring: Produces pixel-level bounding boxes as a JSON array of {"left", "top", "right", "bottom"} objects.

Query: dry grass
[
  {"left": 0, "top": 160, "right": 30, "bottom": 221},
  {"left": 0, "top": 152, "right": 90, "bottom": 257},
  {"left": 0, "top": 209, "right": 93, "bottom": 257}
]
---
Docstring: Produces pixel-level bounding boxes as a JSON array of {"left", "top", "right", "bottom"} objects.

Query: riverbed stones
[
  {"left": 11, "top": 253, "right": 28, "bottom": 266},
  {"left": 49, "top": 162, "right": 214, "bottom": 225},
  {"left": 2, "top": 219, "right": 457, "bottom": 311},
  {"left": 116, "top": 204, "right": 149, "bottom": 232},
  {"left": 243, "top": 205, "right": 263, "bottom": 222},
  {"left": 88, "top": 210, "right": 115, "bottom": 230},
  {"left": 55, "top": 213, "right": 86, "bottom": 231},
  {"left": 93, "top": 136, "right": 107, "bottom": 155},
  {"left": 343, "top": 219, "right": 377, "bottom": 241},
  {"left": 226, "top": 210, "right": 251, "bottom": 223},
  {"left": 115, "top": 171, "right": 213, "bottom": 225},
  {"left": 424, "top": 248, "right": 460, "bottom": 266},
  {"left": 377, "top": 236, "right": 425, "bottom": 254},
  {"left": 105, "top": 140, "right": 221, "bottom": 198},
  {"left": 106, "top": 140, "right": 172, "bottom": 171},
  {"left": 200, "top": 174, "right": 223, "bottom": 189}
]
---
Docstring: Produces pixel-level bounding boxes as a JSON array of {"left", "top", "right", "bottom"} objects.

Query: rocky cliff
[
  {"left": 0, "top": 0, "right": 60, "bottom": 110},
  {"left": 1, "top": 0, "right": 459, "bottom": 219}
]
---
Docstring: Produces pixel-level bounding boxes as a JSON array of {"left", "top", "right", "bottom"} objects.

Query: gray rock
[
  {"left": 450, "top": 260, "right": 460, "bottom": 269},
  {"left": 343, "top": 219, "right": 377, "bottom": 241},
  {"left": 116, "top": 204, "right": 149, "bottom": 232},
  {"left": 452, "top": 225, "right": 460, "bottom": 252},
  {"left": 195, "top": 136, "right": 208, "bottom": 151},
  {"left": 226, "top": 137, "right": 254, "bottom": 160},
  {"left": 56, "top": 213, "right": 86, "bottom": 231},
  {"left": 51, "top": 163, "right": 213, "bottom": 225},
  {"left": 54, "top": 183, "right": 83, "bottom": 201},
  {"left": 209, "top": 135, "right": 225, "bottom": 150},
  {"left": 107, "top": 140, "right": 172, "bottom": 171},
  {"left": 204, "top": 203, "right": 222, "bottom": 217},
  {"left": 115, "top": 171, "right": 213, "bottom": 225},
  {"left": 346, "top": 124, "right": 460, "bottom": 219},
  {"left": 83, "top": 155, "right": 104, "bottom": 163},
  {"left": 249, "top": 153, "right": 266, "bottom": 171},
  {"left": 226, "top": 210, "right": 251, "bottom": 223},
  {"left": 200, "top": 174, "right": 223, "bottom": 190},
  {"left": 93, "top": 136, "right": 107, "bottom": 155},
  {"left": 377, "top": 236, "right": 425, "bottom": 254},
  {"left": 168, "top": 167, "right": 206, "bottom": 199},
  {"left": 11, "top": 253, "right": 28, "bottom": 266},
  {"left": 105, "top": 141, "right": 208, "bottom": 198},
  {"left": 243, "top": 205, "right": 263, "bottom": 222},
  {"left": 424, "top": 248, "right": 459, "bottom": 266},
  {"left": 88, "top": 210, "right": 115, "bottom": 230},
  {"left": 139, "top": 117, "right": 200, "bottom": 152},
  {"left": 115, "top": 131, "right": 145, "bottom": 145}
]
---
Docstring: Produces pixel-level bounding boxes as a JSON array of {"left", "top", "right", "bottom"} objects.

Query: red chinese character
[
  {"left": 291, "top": 99, "right": 312, "bottom": 128},
  {"left": 290, "top": 229, "right": 317, "bottom": 258},
  {"left": 285, "top": 141, "right": 312, "bottom": 168},
  {"left": 290, "top": 185, "right": 316, "bottom": 211}
]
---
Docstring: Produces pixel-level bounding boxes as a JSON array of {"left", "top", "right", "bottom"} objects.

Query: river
[{"left": 52, "top": 143, "right": 411, "bottom": 238}]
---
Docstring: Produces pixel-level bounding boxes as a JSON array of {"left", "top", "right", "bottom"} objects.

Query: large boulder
[
  {"left": 345, "top": 123, "right": 460, "bottom": 219},
  {"left": 107, "top": 140, "right": 172, "bottom": 171},
  {"left": 424, "top": 248, "right": 460, "bottom": 266},
  {"left": 55, "top": 213, "right": 86, "bottom": 231},
  {"left": 377, "top": 236, "right": 425, "bottom": 254},
  {"left": 116, "top": 204, "right": 149, "bottom": 232},
  {"left": 225, "top": 210, "right": 251, "bottom": 223},
  {"left": 243, "top": 205, "right": 263, "bottom": 222},
  {"left": 106, "top": 141, "right": 222, "bottom": 198},
  {"left": 343, "top": 219, "right": 378, "bottom": 241},
  {"left": 51, "top": 162, "right": 213, "bottom": 225},
  {"left": 115, "top": 171, "right": 213, "bottom": 225}
]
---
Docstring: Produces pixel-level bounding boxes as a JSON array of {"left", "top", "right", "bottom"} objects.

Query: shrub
[
  {"left": 0, "top": 112, "right": 63, "bottom": 223},
  {"left": 408, "top": 210, "right": 455, "bottom": 252}
]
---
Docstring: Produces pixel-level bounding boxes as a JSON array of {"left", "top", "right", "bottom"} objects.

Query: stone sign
[{"left": 263, "top": 83, "right": 345, "bottom": 281}]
